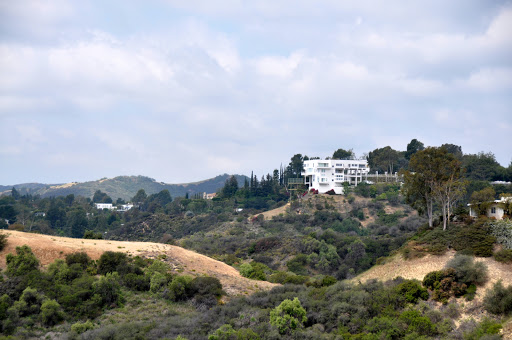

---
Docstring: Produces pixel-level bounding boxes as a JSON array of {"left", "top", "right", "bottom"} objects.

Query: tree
[
  {"left": 433, "top": 156, "right": 467, "bottom": 230},
  {"left": 286, "top": 154, "right": 304, "bottom": 179},
  {"left": 441, "top": 144, "right": 463, "bottom": 160},
  {"left": 368, "top": 146, "right": 401, "bottom": 174},
  {"left": 220, "top": 176, "right": 239, "bottom": 198},
  {"left": 463, "top": 152, "right": 504, "bottom": 181},
  {"left": 333, "top": 148, "right": 355, "bottom": 160},
  {"left": 402, "top": 147, "right": 466, "bottom": 229},
  {"left": 269, "top": 297, "right": 307, "bottom": 334},
  {"left": 92, "top": 190, "right": 112, "bottom": 203},
  {"left": 469, "top": 187, "right": 496, "bottom": 216},
  {"left": 405, "top": 139, "right": 424, "bottom": 160},
  {"left": 67, "top": 207, "right": 88, "bottom": 238},
  {"left": 11, "top": 188, "right": 20, "bottom": 200},
  {"left": 132, "top": 189, "right": 147, "bottom": 203}
]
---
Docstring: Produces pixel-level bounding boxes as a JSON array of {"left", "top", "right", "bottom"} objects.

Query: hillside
[
  {"left": 0, "top": 230, "right": 277, "bottom": 296},
  {"left": 354, "top": 250, "right": 512, "bottom": 298},
  {"left": 0, "top": 174, "right": 247, "bottom": 200}
]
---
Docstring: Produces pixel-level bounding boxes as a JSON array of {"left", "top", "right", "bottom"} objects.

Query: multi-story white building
[
  {"left": 94, "top": 203, "right": 115, "bottom": 210},
  {"left": 302, "top": 159, "right": 370, "bottom": 194}
]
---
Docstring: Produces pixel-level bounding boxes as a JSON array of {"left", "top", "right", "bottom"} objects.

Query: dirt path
[{"left": 0, "top": 230, "right": 277, "bottom": 296}]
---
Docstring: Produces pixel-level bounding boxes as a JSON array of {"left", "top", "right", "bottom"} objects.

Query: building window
[{"left": 491, "top": 207, "right": 496, "bottom": 214}]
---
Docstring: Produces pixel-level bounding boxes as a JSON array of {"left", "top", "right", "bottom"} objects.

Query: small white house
[
  {"left": 302, "top": 159, "right": 370, "bottom": 194},
  {"left": 468, "top": 196, "right": 512, "bottom": 220},
  {"left": 95, "top": 203, "right": 115, "bottom": 210}
]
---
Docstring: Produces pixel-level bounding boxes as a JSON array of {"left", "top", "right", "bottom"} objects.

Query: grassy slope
[{"left": 0, "top": 230, "right": 277, "bottom": 296}]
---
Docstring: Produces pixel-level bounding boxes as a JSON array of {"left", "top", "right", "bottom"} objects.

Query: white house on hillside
[
  {"left": 302, "top": 159, "right": 370, "bottom": 194},
  {"left": 468, "top": 196, "right": 512, "bottom": 220}
]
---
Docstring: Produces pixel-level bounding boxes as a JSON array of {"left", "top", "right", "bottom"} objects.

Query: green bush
[
  {"left": 484, "top": 280, "right": 512, "bottom": 315},
  {"left": 270, "top": 297, "right": 307, "bottom": 335},
  {"left": 446, "top": 254, "right": 488, "bottom": 286},
  {"left": 268, "top": 271, "right": 308, "bottom": 285},
  {"left": 92, "top": 272, "right": 124, "bottom": 307},
  {"left": 0, "top": 232, "right": 7, "bottom": 251},
  {"left": 239, "top": 261, "right": 269, "bottom": 280},
  {"left": 286, "top": 255, "right": 308, "bottom": 275},
  {"left": 189, "top": 276, "right": 223, "bottom": 299},
  {"left": 453, "top": 221, "right": 495, "bottom": 256},
  {"left": 463, "top": 318, "right": 502, "bottom": 340},
  {"left": 167, "top": 275, "right": 193, "bottom": 301},
  {"left": 97, "top": 251, "right": 128, "bottom": 275},
  {"left": 399, "top": 310, "right": 437, "bottom": 336},
  {"left": 123, "top": 273, "right": 150, "bottom": 291},
  {"left": 150, "top": 272, "right": 168, "bottom": 293},
  {"left": 65, "top": 251, "right": 91, "bottom": 269},
  {"left": 493, "top": 249, "right": 512, "bottom": 263},
  {"left": 396, "top": 280, "right": 429, "bottom": 304},
  {"left": 83, "top": 230, "right": 103, "bottom": 239},
  {"left": 5, "top": 245, "right": 39, "bottom": 277},
  {"left": 71, "top": 320, "right": 95, "bottom": 334},
  {"left": 40, "top": 299, "right": 64, "bottom": 326}
]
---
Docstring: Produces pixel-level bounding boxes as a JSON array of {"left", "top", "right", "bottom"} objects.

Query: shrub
[
  {"left": 83, "top": 230, "right": 103, "bottom": 239},
  {"left": 97, "top": 251, "right": 128, "bottom": 275},
  {"left": 399, "top": 310, "right": 437, "bottom": 336},
  {"left": 123, "top": 273, "right": 150, "bottom": 291},
  {"left": 167, "top": 275, "right": 193, "bottom": 301},
  {"left": 396, "top": 280, "right": 429, "bottom": 304},
  {"left": 150, "top": 272, "right": 168, "bottom": 293},
  {"left": 493, "top": 249, "right": 512, "bottom": 263},
  {"left": 71, "top": 320, "right": 95, "bottom": 334},
  {"left": 40, "top": 299, "right": 65, "bottom": 326},
  {"left": 484, "top": 280, "right": 512, "bottom": 315},
  {"left": 270, "top": 297, "right": 307, "bottom": 335},
  {"left": 65, "top": 251, "right": 91, "bottom": 269},
  {"left": 453, "top": 221, "right": 495, "bottom": 256},
  {"left": 488, "top": 219, "right": 512, "bottom": 249},
  {"left": 92, "top": 272, "right": 124, "bottom": 307},
  {"left": 0, "top": 232, "right": 7, "bottom": 251},
  {"left": 463, "top": 318, "right": 502, "bottom": 340},
  {"left": 208, "top": 324, "right": 236, "bottom": 340},
  {"left": 6, "top": 245, "right": 39, "bottom": 277},
  {"left": 446, "top": 254, "right": 488, "bottom": 286},
  {"left": 189, "top": 276, "right": 223, "bottom": 299}
]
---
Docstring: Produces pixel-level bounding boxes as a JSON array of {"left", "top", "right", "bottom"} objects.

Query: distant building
[
  {"left": 118, "top": 204, "right": 134, "bottom": 212},
  {"left": 34, "top": 212, "right": 46, "bottom": 217},
  {"left": 95, "top": 203, "right": 115, "bottom": 210},
  {"left": 302, "top": 159, "right": 370, "bottom": 194},
  {"left": 468, "top": 196, "right": 512, "bottom": 220},
  {"left": 203, "top": 192, "right": 217, "bottom": 200}
]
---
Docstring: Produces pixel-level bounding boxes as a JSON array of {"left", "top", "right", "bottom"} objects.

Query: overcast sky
[{"left": 1, "top": 1, "right": 511, "bottom": 185}]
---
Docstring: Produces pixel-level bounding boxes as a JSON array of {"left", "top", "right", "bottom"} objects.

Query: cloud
[{"left": 0, "top": 1, "right": 511, "bottom": 184}]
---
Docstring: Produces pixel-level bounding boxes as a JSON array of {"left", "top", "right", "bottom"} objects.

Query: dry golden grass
[{"left": 0, "top": 230, "right": 277, "bottom": 296}]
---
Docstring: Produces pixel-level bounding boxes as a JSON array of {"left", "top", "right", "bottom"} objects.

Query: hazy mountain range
[{"left": 0, "top": 174, "right": 247, "bottom": 201}]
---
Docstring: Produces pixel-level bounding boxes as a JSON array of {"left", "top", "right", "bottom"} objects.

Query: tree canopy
[
  {"left": 402, "top": 147, "right": 466, "bottom": 230},
  {"left": 332, "top": 148, "right": 355, "bottom": 160}
]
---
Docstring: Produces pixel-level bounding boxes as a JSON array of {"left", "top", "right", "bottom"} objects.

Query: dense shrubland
[
  {"left": 0, "top": 246, "right": 223, "bottom": 337},
  {"left": 2, "top": 242, "right": 509, "bottom": 339}
]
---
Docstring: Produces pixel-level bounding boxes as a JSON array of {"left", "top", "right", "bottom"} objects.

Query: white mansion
[{"left": 302, "top": 159, "right": 370, "bottom": 194}]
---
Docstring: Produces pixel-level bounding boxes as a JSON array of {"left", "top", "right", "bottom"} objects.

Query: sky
[{"left": 1, "top": 1, "right": 511, "bottom": 185}]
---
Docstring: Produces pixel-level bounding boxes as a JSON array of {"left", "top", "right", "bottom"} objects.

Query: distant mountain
[{"left": 0, "top": 174, "right": 248, "bottom": 200}]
